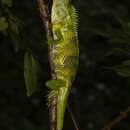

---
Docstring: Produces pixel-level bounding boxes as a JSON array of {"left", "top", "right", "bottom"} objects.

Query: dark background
[{"left": 1, "top": 0, "right": 130, "bottom": 130}]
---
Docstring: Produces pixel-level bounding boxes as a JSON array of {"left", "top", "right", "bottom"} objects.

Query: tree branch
[
  {"left": 67, "top": 104, "right": 80, "bottom": 130},
  {"left": 37, "top": 1, "right": 57, "bottom": 130},
  {"left": 102, "top": 107, "right": 130, "bottom": 130},
  {"left": 37, "top": 0, "right": 52, "bottom": 37}
]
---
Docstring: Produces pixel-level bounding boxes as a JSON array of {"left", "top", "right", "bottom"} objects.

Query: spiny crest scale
[{"left": 71, "top": 6, "right": 78, "bottom": 32}]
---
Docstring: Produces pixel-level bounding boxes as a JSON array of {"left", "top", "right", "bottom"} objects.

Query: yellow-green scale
[
  {"left": 50, "top": 1, "right": 79, "bottom": 130},
  {"left": 54, "top": 29, "right": 79, "bottom": 130}
]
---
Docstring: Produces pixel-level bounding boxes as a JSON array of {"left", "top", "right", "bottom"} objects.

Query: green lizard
[{"left": 45, "top": 0, "right": 79, "bottom": 130}]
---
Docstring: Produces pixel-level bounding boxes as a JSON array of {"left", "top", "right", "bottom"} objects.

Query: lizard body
[{"left": 46, "top": 0, "right": 79, "bottom": 130}]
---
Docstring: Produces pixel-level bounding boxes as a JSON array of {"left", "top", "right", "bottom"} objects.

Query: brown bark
[{"left": 37, "top": 1, "right": 57, "bottom": 130}]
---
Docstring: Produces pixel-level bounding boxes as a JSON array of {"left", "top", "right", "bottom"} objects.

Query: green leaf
[
  {"left": 9, "top": 31, "right": 20, "bottom": 52},
  {"left": 127, "top": 22, "right": 130, "bottom": 28},
  {"left": 117, "top": 60, "right": 130, "bottom": 67},
  {"left": 1, "top": 0, "right": 13, "bottom": 7},
  {"left": 9, "top": 20, "right": 19, "bottom": 33},
  {"left": 93, "top": 27, "right": 130, "bottom": 44},
  {"left": 91, "top": 29, "right": 111, "bottom": 37},
  {"left": 24, "top": 50, "right": 39, "bottom": 96},
  {"left": 121, "top": 60, "right": 130, "bottom": 66},
  {"left": 114, "top": 68, "right": 130, "bottom": 77},
  {"left": 113, "top": 60, "right": 130, "bottom": 77},
  {"left": 0, "top": 16, "right": 8, "bottom": 32},
  {"left": 109, "top": 48, "right": 125, "bottom": 55},
  {"left": 8, "top": 19, "right": 20, "bottom": 52},
  {"left": 108, "top": 35, "right": 130, "bottom": 43}
]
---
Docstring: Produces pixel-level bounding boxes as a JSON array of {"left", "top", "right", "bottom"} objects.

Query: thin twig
[
  {"left": 102, "top": 107, "right": 130, "bottom": 130},
  {"left": 67, "top": 104, "right": 80, "bottom": 130}
]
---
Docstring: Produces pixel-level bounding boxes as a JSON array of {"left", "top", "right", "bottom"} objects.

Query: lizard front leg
[
  {"left": 45, "top": 79, "right": 66, "bottom": 90},
  {"left": 48, "top": 23, "right": 64, "bottom": 45}
]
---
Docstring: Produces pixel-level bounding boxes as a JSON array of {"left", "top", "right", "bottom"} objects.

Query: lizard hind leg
[{"left": 45, "top": 79, "right": 66, "bottom": 90}]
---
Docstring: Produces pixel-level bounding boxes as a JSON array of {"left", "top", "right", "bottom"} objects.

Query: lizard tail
[{"left": 57, "top": 87, "right": 69, "bottom": 130}]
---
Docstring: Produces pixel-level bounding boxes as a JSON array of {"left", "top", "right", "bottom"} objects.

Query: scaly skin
[{"left": 46, "top": 0, "right": 79, "bottom": 130}]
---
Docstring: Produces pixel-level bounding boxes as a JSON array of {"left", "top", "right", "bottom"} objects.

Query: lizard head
[{"left": 51, "top": 3, "right": 71, "bottom": 24}]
